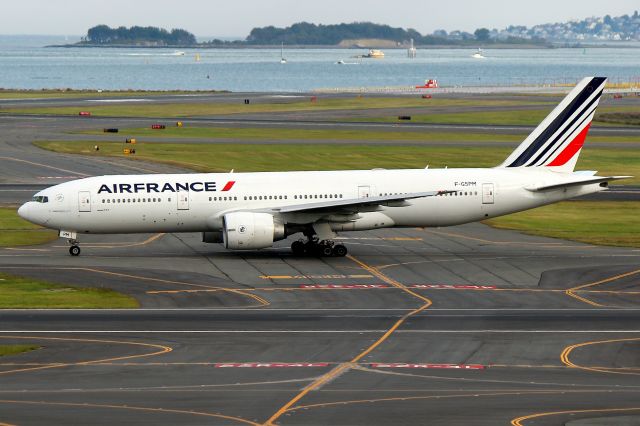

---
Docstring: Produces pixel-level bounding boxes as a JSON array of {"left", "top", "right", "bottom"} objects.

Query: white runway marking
[{"left": 86, "top": 99, "right": 150, "bottom": 103}]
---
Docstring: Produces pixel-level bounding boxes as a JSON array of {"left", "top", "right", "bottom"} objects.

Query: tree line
[
  {"left": 242, "top": 22, "right": 536, "bottom": 45},
  {"left": 84, "top": 25, "right": 196, "bottom": 45}
]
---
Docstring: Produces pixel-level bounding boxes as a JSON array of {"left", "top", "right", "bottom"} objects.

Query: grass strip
[
  {"left": 485, "top": 201, "right": 640, "bottom": 247},
  {"left": 0, "top": 208, "right": 58, "bottom": 247},
  {"left": 0, "top": 345, "right": 40, "bottom": 356},
  {"left": 76, "top": 126, "right": 639, "bottom": 144},
  {"left": 0, "top": 272, "right": 138, "bottom": 308}
]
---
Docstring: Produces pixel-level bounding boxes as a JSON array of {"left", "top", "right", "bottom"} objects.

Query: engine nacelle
[{"left": 223, "top": 212, "right": 285, "bottom": 250}]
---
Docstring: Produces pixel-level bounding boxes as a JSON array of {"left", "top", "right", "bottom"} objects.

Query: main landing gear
[
  {"left": 68, "top": 239, "right": 81, "bottom": 256},
  {"left": 291, "top": 238, "right": 348, "bottom": 257}
]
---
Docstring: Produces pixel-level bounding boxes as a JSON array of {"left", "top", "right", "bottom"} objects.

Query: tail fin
[{"left": 499, "top": 76, "right": 606, "bottom": 173}]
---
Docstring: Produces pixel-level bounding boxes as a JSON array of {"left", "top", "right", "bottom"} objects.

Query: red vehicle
[
  {"left": 78, "top": 111, "right": 91, "bottom": 116},
  {"left": 416, "top": 79, "right": 438, "bottom": 89}
]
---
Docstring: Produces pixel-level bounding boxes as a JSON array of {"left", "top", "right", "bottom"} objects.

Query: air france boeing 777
[{"left": 18, "top": 77, "right": 629, "bottom": 257}]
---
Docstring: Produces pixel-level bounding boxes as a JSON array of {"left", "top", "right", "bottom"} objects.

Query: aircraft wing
[
  {"left": 272, "top": 190, "right": 454, "bottom": 214},
  {"left": 525, "top": 176, "right": 632, "bottom": 192}
]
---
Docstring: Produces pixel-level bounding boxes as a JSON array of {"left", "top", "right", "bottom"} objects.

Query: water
[{"left": 0, "top": 35, "right": 639, "bottom": 92}]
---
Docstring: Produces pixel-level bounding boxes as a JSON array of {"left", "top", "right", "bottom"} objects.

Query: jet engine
[{"left": 222, "top": 212, "right": 285, "bottom": 250}]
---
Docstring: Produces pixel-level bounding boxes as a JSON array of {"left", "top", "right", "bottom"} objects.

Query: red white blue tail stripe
[{"left": 500, "top": 77, "right": 606, "bottom": 172}]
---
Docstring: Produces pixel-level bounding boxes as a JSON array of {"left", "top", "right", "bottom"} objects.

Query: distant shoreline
[
  {"left": 46, "top": 42, "right": 640, "bottom": 49},
  {"left": 47, "top": 43, "right": 549, "bottom": 49}
]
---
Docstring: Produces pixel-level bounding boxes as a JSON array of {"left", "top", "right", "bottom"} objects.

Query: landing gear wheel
[
  {"left": 69, "top": 245, "right": 81, "bottom": 256},
  {"left": 322, "top": 245, "right": 333, "bottom": 257},
  {"left": 332, "top": 244, "right": 348, "bottom": 257},
  {"left": 291, "top": 240, "right": 306, "bottom": 256}
]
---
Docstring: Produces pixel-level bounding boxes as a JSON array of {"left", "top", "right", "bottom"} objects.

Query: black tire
[
  {"left": 322, "top": 245, "right": 333, "bottom": 256},
  {"left": 291, "top": 240, "right": 305, "bottom": 256},
  {"left": 332, "top": 244, "right": 348, "bottom": 257},
  {"left": 69, "top": 245, "right": 81, "bottom": 256}
]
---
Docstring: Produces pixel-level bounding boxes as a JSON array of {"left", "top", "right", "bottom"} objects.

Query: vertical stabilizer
[{"left": 499, "top": 77, "right": 606, "bottom": 173}]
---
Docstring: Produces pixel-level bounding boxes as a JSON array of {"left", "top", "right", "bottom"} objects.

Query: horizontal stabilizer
[{"left": 525, "top": 176, "right": 632, "bottom": 192}]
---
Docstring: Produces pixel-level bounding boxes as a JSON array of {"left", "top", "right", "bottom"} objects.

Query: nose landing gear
[{"left": 68, "top": 239, "right": 81, "bottom": 256}]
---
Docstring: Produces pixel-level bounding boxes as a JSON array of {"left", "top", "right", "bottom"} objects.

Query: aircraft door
[
  {"left": 177, "top": 191, "right": 189, "bottom": 210},
  {"left": 358, "top": 185, "right": 371, "bottom": 198},
  {"left": 78, "top": 191, "right": 91, "bottom": 212},
  {"left": 482, "top": 183, "right": 495, "bottom": 204}
]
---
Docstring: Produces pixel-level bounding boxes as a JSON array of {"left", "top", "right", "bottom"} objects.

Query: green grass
[
  {"left": 33, "top": 141, "right": 638, "bottom": 184},
  {"left": 0, "top": 208, "right": 58, "bottom": 247},
  {"left": 0, "top": 272, "right": 138, "bottom": 308},
  {"left": 34, "top": 140, "right": 515, "bottom": 171},
  {"left": 485, "top": 201, "right": 640, "bottom": 247},
  {"left": 597, "top": 112, "right": 640, "bottom": 126},
  {"left": 77, "top": 126, "right": 639, "bottom": 145},
  {"left": 4, "top": 98, "right": 548, "bottom": 117},
  {"left": 0, "top": 345, "right": 40, "bottom": 356}
]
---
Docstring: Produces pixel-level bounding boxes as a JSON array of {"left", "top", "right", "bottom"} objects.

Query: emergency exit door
[
  {"left": 482, "top": 183, "right": 495, "bottom": 204},
  {"left": 358, "top": 185, "right": 371, "bottom": 198},
  {"left": 177, "top": 191, "right": 189, "bottom": 210},
  {"left": 78, "top": 191, "right": 91, "bottom": 212}
]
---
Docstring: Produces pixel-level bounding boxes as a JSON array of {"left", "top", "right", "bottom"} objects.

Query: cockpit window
[{"left": 32, "top": 196, "right": 49, "bottom": 203}]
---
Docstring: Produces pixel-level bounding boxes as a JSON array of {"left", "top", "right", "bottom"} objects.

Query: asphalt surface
[{"left": 0, "top": 92, "right": 639, "bottom": 425}]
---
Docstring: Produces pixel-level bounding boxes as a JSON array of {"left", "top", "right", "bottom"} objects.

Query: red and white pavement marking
[
  {"left": 411, "top": 284, "right": 496, "bottom": 290},
  {"left": 370, "top": 363, "right": 485, "bottom": 370},
  {"left": 300, "top": 284, "right": 389, "bottom": 289},
  {"left": 214, "top": 362, "right": 329, "bottom": 368},
  {"left": 298, "top": 284, "right": 496, "bottom": 290}
]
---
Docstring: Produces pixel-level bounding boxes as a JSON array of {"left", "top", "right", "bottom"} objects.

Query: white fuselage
[{"left": 18, "top": 167, "right": 605, "bottom": 236}]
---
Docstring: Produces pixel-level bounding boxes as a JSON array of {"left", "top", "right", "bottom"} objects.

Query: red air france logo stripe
[
  {"left": 221, "top": 181, "right": 236, "bottom": 191},
  {"left": 547, "top": 122, "right": 591, "bottom": 167}
]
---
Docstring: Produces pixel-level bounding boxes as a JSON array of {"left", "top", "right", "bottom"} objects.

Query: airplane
[{"left": 18, "top": 77, "right": 629, "bottom": 257}]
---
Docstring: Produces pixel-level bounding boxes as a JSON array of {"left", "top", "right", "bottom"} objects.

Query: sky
[{"left": 1, "top": 0, "right": 638, "bottom": 38}]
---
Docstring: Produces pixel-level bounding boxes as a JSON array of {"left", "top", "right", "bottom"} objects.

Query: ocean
[{"left": 0, "top": 35, "right": 639, "bottom": 92}]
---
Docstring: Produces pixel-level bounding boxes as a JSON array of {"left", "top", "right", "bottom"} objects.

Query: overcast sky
[{"left": 2, "top": 0, "right": 638, "bottom": 38}]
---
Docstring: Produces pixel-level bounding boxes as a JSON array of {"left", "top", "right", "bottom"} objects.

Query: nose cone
[{"left": 18, "top": 202, "right": 35, "bottom": 224}]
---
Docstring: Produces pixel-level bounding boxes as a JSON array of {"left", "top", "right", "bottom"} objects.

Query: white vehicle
[{"left": 18, "top": 77, "right": 628, "bottom": 257}]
